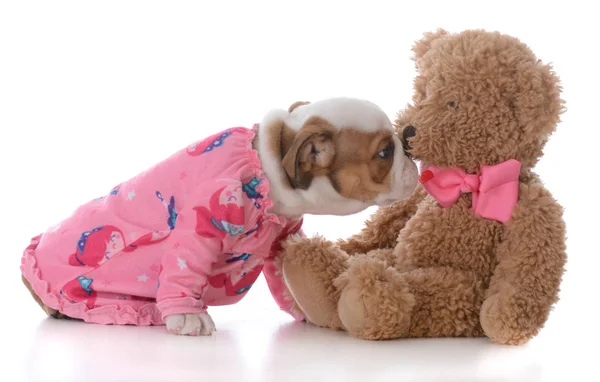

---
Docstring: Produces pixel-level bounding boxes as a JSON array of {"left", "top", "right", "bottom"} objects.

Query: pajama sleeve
[
  {"left": 155, "top": 207, "right": 223, "bottom": 321},
  {"left": 262, "top": 223, "right": 307, "bottom": 321}
]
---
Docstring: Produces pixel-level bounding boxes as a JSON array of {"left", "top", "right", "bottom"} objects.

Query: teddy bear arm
[
  {"left": 480, "top": 183, "right": 567, "bottom": 345},
  {"left": 338, "top": 185, "right": 427, "bottom": 255}
]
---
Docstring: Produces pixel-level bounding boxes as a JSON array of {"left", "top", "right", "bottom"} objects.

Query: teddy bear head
[{"left": 397, "top": 29, "right": 565, "bottom": 173}]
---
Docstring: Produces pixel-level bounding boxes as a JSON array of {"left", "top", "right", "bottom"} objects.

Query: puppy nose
[{"left": 402, "top": 125, "right": 416, "bottom": 151}]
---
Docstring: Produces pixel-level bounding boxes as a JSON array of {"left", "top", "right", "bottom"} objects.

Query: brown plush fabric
[
  {"left": 338, "top": 185, "right": 427, "bottom": 255},
  {"left": 281, "top": 29, "right": 567, "bottom": 345},
  {"left": 282, "top": 235, "right": 348, "bottom": 330}
]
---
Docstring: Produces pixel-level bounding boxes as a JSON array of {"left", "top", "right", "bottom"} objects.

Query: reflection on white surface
[
  {"left": 3, "top": 276, "right": 585, "bottom": 382},
  {"left": 20, "top": 312, "right": 535, "bottom": 382}
]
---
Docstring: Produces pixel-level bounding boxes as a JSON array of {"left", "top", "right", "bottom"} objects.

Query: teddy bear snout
[{"left": 401, "top": 125, "right": 416, "bottom": 153}]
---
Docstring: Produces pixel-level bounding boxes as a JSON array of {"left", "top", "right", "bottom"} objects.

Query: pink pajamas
[{"left": 20, "top": 126, "right": 306, "bottom": 325}]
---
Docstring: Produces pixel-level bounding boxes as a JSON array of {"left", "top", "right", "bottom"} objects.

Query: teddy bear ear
[
  {"left": 288, "top": 101, "right": 310, "bottom": 113},
  {"left": 515, "top": 60, "right": 566, "bottom": 139},
  {"left": 412, "top": 28, "right": 449, "bottom": 60}
]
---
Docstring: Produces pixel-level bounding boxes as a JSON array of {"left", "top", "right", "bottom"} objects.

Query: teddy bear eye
[{"left": 447, "top": 101, "right": 459, "bottom": 110}]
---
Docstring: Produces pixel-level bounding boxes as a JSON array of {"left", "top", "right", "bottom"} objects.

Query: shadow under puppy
[{"left": 21, "top": 97, "right": 418, "bottom": 336}]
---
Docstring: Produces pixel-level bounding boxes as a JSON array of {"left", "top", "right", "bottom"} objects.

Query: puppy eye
[{"left": 377, "top": 142, "right": 394, "bottom": 159}]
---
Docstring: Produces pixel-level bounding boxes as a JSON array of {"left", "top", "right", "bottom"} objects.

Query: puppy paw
[{"left": 165, "top": 313, "right": 216, "bottom": 336}]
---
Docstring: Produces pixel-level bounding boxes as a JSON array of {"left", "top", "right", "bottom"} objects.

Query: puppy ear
[
  {"left": 281, "top": 123, "right": 335, "bottom": 190},
  {"left": 288, "top": 101, "right": 310, "bottom": 113},
  {"left": 412, "top": 28, "right": 448, "bottom": 61}
]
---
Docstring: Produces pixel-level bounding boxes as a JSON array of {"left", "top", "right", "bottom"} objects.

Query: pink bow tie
[{"left": 419, "top": 159, "right": 521, "bottom": 224}]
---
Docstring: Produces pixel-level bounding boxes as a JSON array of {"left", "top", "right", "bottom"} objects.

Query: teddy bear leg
[
  {"left": 335, "top": 255, "right": 416, "bottom": 340},
  {"left": 400, "top": 267, "right": 486, "bottom": 338},
  {"left": 337, "top": 262, "right": 486, "bottom": 340},
  {"left": 281, "top": 236, "right": 349, "bottom": 330}
]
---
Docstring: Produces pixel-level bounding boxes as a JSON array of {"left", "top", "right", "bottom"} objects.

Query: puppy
[{"left": 20, "top": 97, "right": 418, "bottom": 336}]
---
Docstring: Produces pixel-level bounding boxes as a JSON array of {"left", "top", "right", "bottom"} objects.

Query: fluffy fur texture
[{"left": 281, "top": 29, "right": 567, "bottom": 345}]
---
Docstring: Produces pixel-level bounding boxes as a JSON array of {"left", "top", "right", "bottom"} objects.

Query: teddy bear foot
[
  {"left": 282, "top": 236, "right": 348, "bottom": 329},
  {"left": 336, "top": 256, "right": 416, "bottom": 340}
]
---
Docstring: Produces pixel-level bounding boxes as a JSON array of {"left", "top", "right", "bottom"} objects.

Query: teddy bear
[{"left": 280, "top": 28, "right": 567, "bottom": 345}]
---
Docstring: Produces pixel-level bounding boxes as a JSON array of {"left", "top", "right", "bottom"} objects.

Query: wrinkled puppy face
[
  {"left": 397, "top": 29, "right": 565, "bottom": 173},
  {"left": 282, "top": 98, "right": 418, "bottom": 215}
]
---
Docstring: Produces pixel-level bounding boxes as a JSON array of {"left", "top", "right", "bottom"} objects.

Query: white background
[{"left": 1, "top": 1, "right": 598, "bottom": 381}]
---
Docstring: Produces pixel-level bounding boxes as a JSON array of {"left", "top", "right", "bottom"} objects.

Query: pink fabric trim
[
  {"left": 263, "top": 255, "right": 305, "bottom": 321},
  {"left": 21, "top": 235, "right": 164, "bottom": 325},
  {"left": 263, "top": 223, "right": 306, "bottom": 321}
]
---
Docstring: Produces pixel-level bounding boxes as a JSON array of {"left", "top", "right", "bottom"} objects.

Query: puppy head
[{"left": 261, "top": 97, "right": 418, "bottom": 216}]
